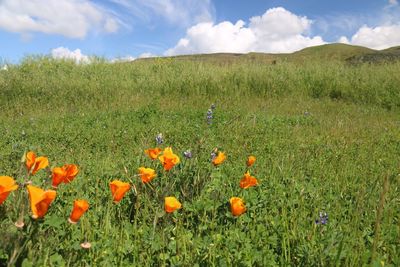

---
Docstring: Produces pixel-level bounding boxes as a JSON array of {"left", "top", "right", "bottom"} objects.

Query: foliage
[{"left": 0, "top": 57, "right": 399, "bottom": 266}]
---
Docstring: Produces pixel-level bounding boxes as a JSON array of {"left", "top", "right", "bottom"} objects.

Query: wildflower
[
  {"left": 138, "top": 167, "right": 157, "bottom": 183},
  {"left": 165, "top": 197, "right": 182, "bottom": 213},
  {"left": 25, "top": 151, "right": 49, "bottom": 175},
  {"left": 155, "top": 133, "right": 163, "bottom": 145},
  {"left": 239, "top": 171, "right": 258, "bottom": 189},
  {"left": 80, "top": 241, "right": 92, "bottom": 249},
  {"left": 158, "top": 147, "right": 180, "bottom": 171},
  {"left": 109, "top": 180, "right": 130, "bottom": 202},
  {"left": 183, "top": 150, "right": 192, "bottom": 159},
  {"left": 230, "top": 197, "right": 246, "bottom": 216},
  {"left": 246, "top": 155, "right": 256, "bottom": 167},
  {"left": 315, "top": 211, "right": 328, "bottom": 225},
  {"left": 68, "top": 200, "right": 89, "bottom": 224},
  {"left": 212, "top": 151, "right": 226, "bottom": 166},
  {"left": 27, "top": 185, "right": 56, "bottom": 219},
  {"left": 51, "top": 164, "right": 79, "bottom": 188},
  {"left": 0, "top": 176, "right": 19, "bottom": 205},
  {"left": 210, "top": 103, "right": 216, "bottom": 110},
  {"left": 14, "top": 221, "right": 24, "bottom": 229},
  {"left": 144, "top": 148, "right": 162, "bottom": 160},
  {"left": 206, "top": 109, "right": 213, "bottom": 124}
]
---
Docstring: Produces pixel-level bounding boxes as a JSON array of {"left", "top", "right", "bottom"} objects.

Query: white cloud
[
  {"left": 389, "top": 0, "right": 398, "bottom": 6},
  {"left": 111, "top": 0, "right": 214, "bottom": 27},
  {"left": 166, "top": 7, "right": 325, "bottom": 55},
  {"left": 138, "top": 52, "right": 157, "bottom": 58},
  {"left": 0, "top": 0, "right": 119, "bottom": 38},
  {"left": 337, "top": 36, "right": 350, "bottom": 44},
  {"left": 51, "top": 47, "right": 90, "bottom": 63},
  {"left": 346, "top": 24, "right": 400, "bottom": 49},
  {"left": 110, "top": 55, "right": 136, "bottom": 63}
]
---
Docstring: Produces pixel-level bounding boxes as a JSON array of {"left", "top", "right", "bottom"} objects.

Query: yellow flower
[
  {"left": 159, "top": 147, "right": 180, "bottom": 171},
  {"left": 27, "top": 185, "right": 56, "bottom": 219},
  {"left": 212, "top": 151, "right": 226, "bottom": 166},
  {"left": 239, "top": 171, "right": 258, "bottom": 189},
  {"left": 69, "top": 199, "right": 89, "bottom": 224},
  {"left": 0, "top": 176, "right": 19, "bottom": 205},
  {"left": 109, "top": 180, "right": 130, "bottom": 202},
  {"left": 138, "top": 167, "right": 157, "bottom": 183},
  {"left": 144, "top": 148, "right": 162, "bottom": 160},
  {"left": 165, "top": 197, "right": 182, "bottom": 213},
  {"left": 246, "top": 155, "right": 256, "bottom": 167},
  {"left": 25, "top": 151, "right": 49, "bottom": 175},
  {"left": 230, "top": 197, "right": 246, "bottom": 216}
]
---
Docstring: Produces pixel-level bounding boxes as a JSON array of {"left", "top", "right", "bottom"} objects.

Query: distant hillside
[
  {"left": 135, "top": 43, "right": 400, "bottom": 65},
  {"left": 346, "top": 46, "right": 400, "bottom": 64},
  {"left": 290, "top": 43, "right": 376, "bottom": 61}
]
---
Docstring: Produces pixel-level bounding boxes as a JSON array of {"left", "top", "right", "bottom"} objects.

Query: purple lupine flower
[
  {"left": 156, "top": 133, "right": 163, "bottom": 144},
  {"left": 183, "top": 150, "right": 193, "bottom": 159},
  {"left": 315, "top": 211, "right": 328, "bottom": 225},
  {"left": 206, "top": 109, "right": 213, "bottom": 124}
]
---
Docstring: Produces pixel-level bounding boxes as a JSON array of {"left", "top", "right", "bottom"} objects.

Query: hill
[{"left": 136, "top": 43, "right": 400, "bottom": 64}]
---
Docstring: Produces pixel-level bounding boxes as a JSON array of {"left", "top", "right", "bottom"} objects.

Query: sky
[{"left": 1, "top": 0, "right": 400, "bottom": 63}]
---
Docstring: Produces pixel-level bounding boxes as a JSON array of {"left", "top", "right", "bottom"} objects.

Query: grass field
[{"left": 0, "top": 53, "right": 399, "bottom": 266}]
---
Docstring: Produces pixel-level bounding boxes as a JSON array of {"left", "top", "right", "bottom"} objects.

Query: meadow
[{"left": 0, "top": 55, "right": 399, "bottom": 266}]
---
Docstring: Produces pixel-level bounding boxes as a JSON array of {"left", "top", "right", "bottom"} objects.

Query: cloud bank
[
  {"left": 0, "top": 0, "right": 119, "bottom": 38},
  {"left": 165, "top": 7, "right": 325, "bottom": 55},
  {"left": 51, "top": 47, "right": 89, "bottom": 63}
]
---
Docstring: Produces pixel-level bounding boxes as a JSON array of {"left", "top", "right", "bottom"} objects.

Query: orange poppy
[
  {"left": 0, "top": 176, "right": 19, "bottom": 205},
  {"left": 246, "top": 155, "right": 256, "bottom": 167},
  {"left": 158, "top": 147, "right": 180, "bottom": 171},
  {"left": 27, "top": 185, "right": 56, "bottom": 219},
  {"left": 212, "top": 151, "right": 226, "bottom": 166},
  {"left": 138, "top": 167, "right": 157, "bottom": 183},
  {"left": 230, "top": 197, "right": 246, "bottom": 216},
  {"left": 144, "top": 148, "right": 162, "bottom": 160},
  {"left": 109, "top": 180, "right": 130, "bottom": 202},
  {"left": 239, "top": 171, "right": 259, "bottom": 189},
  {"left": 51, "top": 164, "right": 79, "bottom": 188},
  {"left": 68, "top": 199, "right": 89, "bottom": 224},
  {"left": 25, "top": 151, "right": 49, "bottom": 175},
  {"left": 165, "top": 197, "right": 182, "bottom": 213}
]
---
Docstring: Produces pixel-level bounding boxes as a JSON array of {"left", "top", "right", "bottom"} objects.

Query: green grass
[{"left": 0, "top": 56, "right": 399, "bottom": 266}]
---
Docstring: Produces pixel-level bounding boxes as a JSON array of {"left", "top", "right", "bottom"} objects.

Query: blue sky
[{"left": 1, "top": 0, "right": 400, "bottom": 63}]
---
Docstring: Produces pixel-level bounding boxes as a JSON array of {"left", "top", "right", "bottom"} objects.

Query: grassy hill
[
  {"left": 0, "top": 51, "right": 399, "bottom": 266},
  {"left": 136, "top": 43, "right": 400, "bottom": 64}
]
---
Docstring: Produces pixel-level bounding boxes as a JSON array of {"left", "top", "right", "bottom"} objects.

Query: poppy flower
[
  {"left": 230, "top": 197, "right": 246, "bottom": 216},
  {"left": 25, "top": 151, "right": 49, "bottom": 175},
  {"left": 212, "top": 151, "right": 226, "bottom": 166},
  {"left": 144, "top": 148, "right": 162, "bottom": 160},
  {"left": 246, "top": 155, "right": 256, "bottom": 167},
  {"left": 109, "top": 180, "right": 130, "bottom": 202},
  {"left": 0, "top": 176, "right": 19, "bottom": 205},
  {"left": 51, "top": 164, "right": 79, "bottom": 188},
  {"left": 138, "top": 167, "right": 157, "bottom": 183},
  {"left": 27, "top": 185, "right": 56, "bottom": 219},
  {"left": 239, "top": 171, "right": 258, "bottom": 189},
  {"left": 68, "top": 199, "right": 89, "bottom": 224},
  {"left": 158, "top": 147, "right": 180, "bottom": 171},
  {"left": 165, "top": 197, "right": 182, "bottom": 213}
]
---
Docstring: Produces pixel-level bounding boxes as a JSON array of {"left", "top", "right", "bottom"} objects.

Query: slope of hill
[{"left": 135, "top": 43, "right": 400, "bottom": 64}]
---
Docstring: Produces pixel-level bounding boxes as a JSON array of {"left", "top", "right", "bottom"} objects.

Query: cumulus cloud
[
  {"left": 138, "top": 52, "right": 157, "bottom": 58},
  {"left": 389, "top": 0, "right": 398, "bottom": 6},
  {"left": 0, "top": 0, "right": 119, "bottom": 38},
  {"left": 110, "top": 56, "right": 136, "bottom": 63},
  {"left": 51, "top": 47, "right": 90, "bottom": 63},
  {"left": 338, "top": 24, "right": 400, "bottom": 49},
  {"left": 165, "top": 7, "right": 325, "bottom": 55}
]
